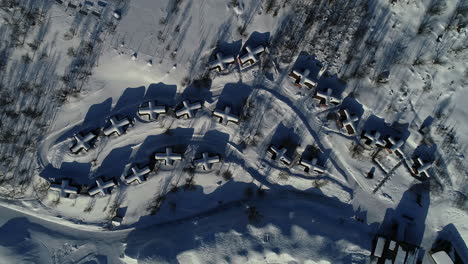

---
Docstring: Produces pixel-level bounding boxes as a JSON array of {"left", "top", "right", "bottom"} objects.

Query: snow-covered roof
[
  {"left": 373, "top": 236, "right": 386, "bottom": 258},
  {"left": 155, "top": 147, "right": 182, "bottom": 165},
  {"left": 70, "top": 131, "right": 97, "bottom": 153},
  {"left": 175, "top": 100, "right": 202, "bottom": 118},
  {"left": 267, "top": 145, "right": 292, "bottom": 166},
  {"left": 299, "top": 158, "right": 326, "bottom": 174},
  {"left": 389, "top": 240, "right": 397, "bottom": 250},
  {"left": 213, "top": 106, "right": 239, "bottom": 125},
  {"left": 430, "top": 251, "right": 454, "bottom": 264},
  {"left": 103, "top": 116, "right": 131, "bottom": 136},
  {"left": 238, "top": 45, "right": 265, "bottom": 69},
  {"left": 49, "top": 179, "right": 78, "bottom": 198},
  {"left": 193, "top": 152, "right": 220, "bottom": 170},
  {"left": 314, "top": 88, "right": 341, "bottom": 106},
  {"left": 339, "top": 109, "right": 359, "bottom": 135},
  {"left": 289, "top": 68, "right": 317, "bottom": 89},
  {"left": 138, "top": 100, "right": 166, "bottom": 120},
  {"left": 387, "top": 136, "right": 405, "bottom": 156},
  {"left": 88, "top": 177, "right": 116, "bottom": 196},
  {"left": 363, "top": 130, "right": 386, "bottom": 147},
  {"left": 125, "top": 165, "right": 151, "bottom": 184},
  {"left": 394, "top": 246, "right": 408, "bottom": 264},
  {"left": 413, "top": 158, "right": 432, "bottom": 178},
  {"left": 209, "top": 52, "right": 235, "bottom": 72}
]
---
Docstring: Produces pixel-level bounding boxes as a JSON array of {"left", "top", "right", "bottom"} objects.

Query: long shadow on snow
[
  {"left": 215, "top": 82, "right": 253, "bottom": 114},
  {"left": 361, "top": 115, "right": 410, "bottom": 142},
  {"left": 128, "top": 127, "right": 195, "bottom": 172},
  {"left": 178, "top": 79, "right": 213, "bottom": 104},
  {"left": 199, "top": 130, "right": 229, "bottom": 157},
  {"left": 124, "top": 179, "right": 377, "bottom": 263},
  {"left": 144, "top": 82, "right": 177, "bottom": 106},
  {"left": 0, "top": 217, "right": 110, "bottom": 263},
  {"left": 40, "top": 161, "right": 92, "bottom": 185},
  {"left": 377, "top": 183, "right": 430, "bottom": 257},
  {"left": 432, "top": 223, "right": 468, "bottom": 263},
  {"left": 91, "top": 146, "right": 133, "bottom": 182},
  {"left": 52, "top": 97, "right": 112, "bottom": 147},
  {"left": 112, "top": 86, "right": 146, "bottom": 118}
]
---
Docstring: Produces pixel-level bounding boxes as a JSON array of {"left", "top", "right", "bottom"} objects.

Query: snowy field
[{"left": 0, "top": 0, "right": 467, "bottom": 263}]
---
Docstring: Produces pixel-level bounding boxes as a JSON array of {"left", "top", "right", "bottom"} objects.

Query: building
[
  {"left": 337, "top": 109, "right": 359, "bottom": 135},
  {"left": 68, "top": 1, "right": 78, "bottom": 9},
  {"left": 313, "top": 88, "right": 341, "bottom": 106},
  {"left": 412, "top": 157, "right": 432, "bottom": 179},
  {"left": 428, "top": 251, "right": 454, "bottom": 264},
  {"left": 91, "top": 10, "right": 101, "bottom": 18},
  {"left": 155, "top": 147, "right": 183, "bottom": 165},
  {"left": 124, "top": 165, "right": 151, "bottom": 184},
  {"left": 289, "top": 68, "right": 317, "bottom": 89},
  {"left": 79, "top": 8, "right": 88, "bottom": 15},
  {"left": 88, "top": 177, "right": 116, "bottom": 196},
  {"left": 299, "top": 158, "right": 326, "bottom": 174},
  {"left": 175, "top": 100, "right": 202, "bottom": 119},
  {"left": 209, "top": 52, "right": 235, "bottom": 72},
  {"left": 70, "top": 131, "right": 97, "bottom": 154},
  {"left": 193, "top": 152, "right": 220, "bottom": 170},
  {"left": 238, "top": 45, "right": 265, "bottom": 69},
  {"left": 113, "top": 10, "right": 121, "bottom": 20},
  {"left": 138, "top": 100, "right": 167, "bottom": 120},
  {"left": 49, "top": 179, "right": 78, "bottom": 198},
  {"left": 267, "top": 145, "right": 292, "bottom": 166},
  {"left": 213, "top": 106, "right": 239, "bottom": 125},
  {"left": 103, "top": 116, "right": 131, "bottom": 136},
  {"left": 428, "top": 226, "right": 468, "bottom": 264},
  {"left": 362, "top": 130, "right": 386, "bottom": 147},
  {"left": 371, "top": 236, "right": 419, "bottom": 264}
]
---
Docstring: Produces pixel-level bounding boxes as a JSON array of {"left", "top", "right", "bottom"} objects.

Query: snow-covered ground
[{"left": 0, "top": 0, "right": 467, "bottom": 263}]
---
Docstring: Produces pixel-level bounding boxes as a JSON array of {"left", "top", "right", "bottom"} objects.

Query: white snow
[{"left": 0, "top": 0, "right": 467, "bottom": 262}]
